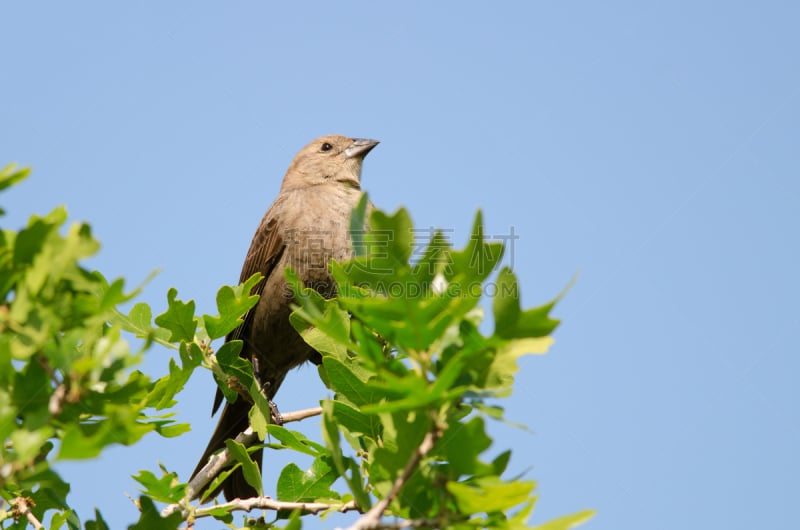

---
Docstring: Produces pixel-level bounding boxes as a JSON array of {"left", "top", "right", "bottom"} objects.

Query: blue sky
[{"left": 2, "top": 2, "right": 798, "bottom": 529}]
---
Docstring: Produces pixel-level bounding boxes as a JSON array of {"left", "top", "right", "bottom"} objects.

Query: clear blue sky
[{"left": 2, "top": 2, "right": 798, "bottom": 529}]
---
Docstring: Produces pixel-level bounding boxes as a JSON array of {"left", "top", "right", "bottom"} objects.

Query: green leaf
[
  {"left": 482, "top": 336, "right": 554, "bottom": 391},
  {"left": 490, "top": 450, "right": 512, "bottom": 477},
  {"left": 289, "top": 296, "right": 352, "bottom": 357},
  {"left": 132, "top": 468, "right": 186, "bottom": 503},
  {"left": 438, "top": 416, "right": 492, "bottom": 476},
  {"left": 284, "top": 267, "right": 326, "bottom": 317},
  {"left": 349, "top": 193, "right": 370, "bottom": 258},
  {"left": 117, "top": 302, "right": 172, "bottom": 346},
  {"left": 153, "top": 422, "right": 190, "bottom": 438},
  {"left": 58, "top": 411, "right": 155, "bottom": 459},
  {"left": 14, "top": 210, "right": 62, "bottom": 267},
  {"left": 265, "top": 425, "right": 326, "bottom": 456},
  {"left": 446, "top": 210, "right": 504, "bottom": 286},
  {"left": 446, "top": 477, "right": 535, "bottom": 515},
  {"left": 146, "top": 342, "right": 203, "bottom": 409},
  {"left": 409, "top": 229, "right": 451, "bottom": 286},
  {"left": 496, "top": 337, "right": 553, "bottom": 357},
  {"left": 291, "top": 317, "right": 349, "bottom": 359},
  {"left": 12, "top": 355, "right": 50, "bottom": 415},
  {"left": 531, "top": 510, "right": 596, "bottom": 530},
  {"left": 493, "top": 267, "right": 560, "bottom": 339},
  {"left": 369, "top": 410, "right": 429, "bottom": 482},
  {"left": 248, "top": 403, "right": 269, "bottom": 442},
  {"left": 127, "top": 496, "right": 183, "bottom": 530},
  {"left": 203, "top": 273, "right": 262, "bottom": 340},
  {"left": 0, "top": 163, "right": 30, "bottom": 192},
  {"left": 154, "top": 288, "right": 196, "bottom": 342},
  {"left": 225, "top": 439, "right": 263, "bottom": 496},
  {"left": 9, "top": 428, "right": 52, "bottom": 463},
  {"left": 322, "top": 357, "right": 375, "bottom": 407},
  {"left": 213, "top": 340, "right": 254, "bottom": 404},
  {"left": 322, "top": 400, "right": 371, "bottom": 510},
  {"left": 128, "top": 302, "right": 154, "bottom": 332},
  {"left": 19, "top": 467, "right": 71, "bottom": 524},
  {"left": 276, "top": 457, "right": 339, "bottom": 502},
  {"left": 54, "top": 509, "right": 83, "bottom": 530},
  {"left": 84, "top": 509, "right": 109, "bottom": 530},
  {"left": 201, "top": 466, "right": 238, "bottom": 505},
  {"left": 364, "top": 207, "right": 415, "bottom": 275},
  {"left": 336, "top": 207, "right": 414, "bottom": 287},
  {"left": 330, "top": 401, "right": 381, "bottom": 439},
  {"left": 247, "top": 378, "right": 273, "bottom": 441},
  {"left": 97, "top": 277, "right": 135, "bottom": 312}
]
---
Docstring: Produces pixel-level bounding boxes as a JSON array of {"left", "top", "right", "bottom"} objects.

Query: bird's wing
[
  {"left": 228, "top": 214, "right": 285, "bottom": 343},
  {"left": 212, "top": 214, "right": 286, "bottom": 415}
]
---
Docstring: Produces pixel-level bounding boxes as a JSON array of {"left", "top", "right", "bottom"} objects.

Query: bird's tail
[{"left": 190, "top": 398, "right": 262, "bottom": 501}]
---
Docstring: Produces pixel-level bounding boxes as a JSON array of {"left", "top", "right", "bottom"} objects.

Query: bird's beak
[{"left": 345, "top": 138, "right": 380, "bottom": 159}]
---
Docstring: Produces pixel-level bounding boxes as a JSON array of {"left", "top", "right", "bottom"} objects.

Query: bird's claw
[{"left": 269, "top": 400, "right": 284, "bottom": 425}]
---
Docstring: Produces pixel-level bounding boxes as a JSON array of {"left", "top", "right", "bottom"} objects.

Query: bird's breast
[{"left": 279, "top": 186, "right": 361, "bottom": 285}]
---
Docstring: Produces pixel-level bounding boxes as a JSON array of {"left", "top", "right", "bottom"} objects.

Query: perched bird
[{"left": 191, "top": 135, "right": 379, "bottom": 501}]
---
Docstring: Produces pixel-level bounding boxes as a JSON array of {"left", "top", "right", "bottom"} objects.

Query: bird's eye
[{"left": 321, "top": 143, "right": 333, "bottom": 152}]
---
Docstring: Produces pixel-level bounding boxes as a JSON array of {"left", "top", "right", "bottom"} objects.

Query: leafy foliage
[
  {"left": 0, "top": 165, "right": 592, "bottom": 529},
  {"left": 283, "top": 206, "right": 582, "bottom": 529}
]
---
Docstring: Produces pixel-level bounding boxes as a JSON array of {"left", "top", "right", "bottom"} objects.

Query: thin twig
[
  {"left": 48, "top": 384, "right": 67, "bottom": 415},
  {"left": 36, "top": 356, "right": 69, "bottom": 415},
  {"left": 279, "top": 406, "right": 322, "bottom": 423},
  {"left": 183, "top": 428, "right": 259, "bottom": 503},
  {"left": 161, "top": 406, "right": 323, "bottom": 518},
  {"left": 344, "top": 426, "right": 441, "bottom": 530},
  {"left": 352, "top": 520, "right": 440, "bottom": 529},
  {"left": 12, "top": 497, "right": 43, "bottom": 529},
  {"left": 193, "top": 498, "right": 359, "bottom": 518}
]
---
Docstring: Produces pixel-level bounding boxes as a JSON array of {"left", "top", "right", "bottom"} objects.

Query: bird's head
[{"left": 281, "top": 135, "right": 379, "bottom": 191}]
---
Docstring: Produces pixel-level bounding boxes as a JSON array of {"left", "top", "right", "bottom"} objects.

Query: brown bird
[{"left": 191, "top": 135, "right": 379, "bottom": 501}]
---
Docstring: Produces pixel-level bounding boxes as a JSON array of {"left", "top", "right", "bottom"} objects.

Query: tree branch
[
  {"left": 162, "top": 406, "right": 323, "bottom": 518},
  {"left": 280, "top": 406, "right": 323, "bottom": 423},
  {"left": 183, "top": 429, "right": 258, "bottom": 504},
  {"left": 344, "top": 424, "right": 441, "bottom": 530},
  {"left": 193, "top": 497, "right": 359, "bottom": 518},
  {"left": 12, "top": 497, "right": 43, "bottom": 529},
  {"left": 351, "top": 520, "right": 440, "bottom": 529}
]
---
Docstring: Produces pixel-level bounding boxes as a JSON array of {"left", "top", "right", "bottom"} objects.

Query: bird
[{"left": 190, "top": 134, "right": 379, "bottom": 501}]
